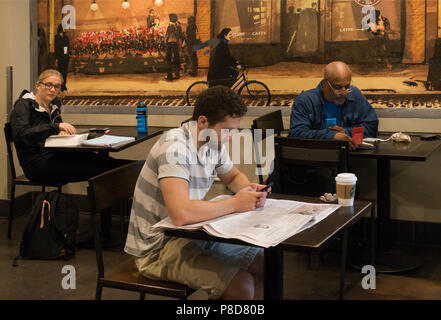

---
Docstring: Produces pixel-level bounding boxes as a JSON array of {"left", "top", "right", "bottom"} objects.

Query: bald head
[
  {"left": 324, "top": 61, "right": 352, "bottom": 83},
  {"left": 322, "top": 61, "right": 352, "bottom": 105}
]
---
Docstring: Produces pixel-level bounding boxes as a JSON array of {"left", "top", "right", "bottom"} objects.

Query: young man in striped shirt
[{"left": 125, "top": 86, "right": 270, "bottom": 300}]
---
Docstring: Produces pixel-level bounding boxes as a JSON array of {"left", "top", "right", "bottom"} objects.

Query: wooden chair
[
  {"left": 87, "top": 160, "right": 193, "bottom": 300},
  {"left": 251, "top": 110, "right": 284, "bottom": 184},
  {"left": 3, "top": 122, "right": 64, "bottom": 239}
]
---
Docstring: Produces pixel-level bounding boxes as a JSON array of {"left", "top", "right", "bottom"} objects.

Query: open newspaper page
[{"left": 152, "top": 195, "right": 340, "bottom": 248}]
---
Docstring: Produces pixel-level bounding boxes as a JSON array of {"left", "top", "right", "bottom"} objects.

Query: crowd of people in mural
[
  {"left": 70, "top": 25, "right": 167, "bottom": 59},
  {"left": 67, "top": 10, "right": 199, "bottom": 80}
]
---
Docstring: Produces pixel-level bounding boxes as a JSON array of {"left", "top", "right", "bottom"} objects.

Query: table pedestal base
[{"left": 350, "top": 248, "right": 423, "bottom": 273}]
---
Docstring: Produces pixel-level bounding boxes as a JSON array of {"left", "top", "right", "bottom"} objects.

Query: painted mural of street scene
[{"left": 37, "top": 0, "right": 441, "bottom": 107}]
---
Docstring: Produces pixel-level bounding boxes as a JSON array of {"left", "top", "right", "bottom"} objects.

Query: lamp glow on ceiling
[
  {"left": 122, "top": 0, "right": 130, "bottom": 9},
  {"left": 91, "top": 0, "right": 98, "bottom": 11}
]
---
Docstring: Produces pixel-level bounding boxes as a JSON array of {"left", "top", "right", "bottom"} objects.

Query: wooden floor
[{"left": 1, "top": 213, "right": 440, "bottom": 300}]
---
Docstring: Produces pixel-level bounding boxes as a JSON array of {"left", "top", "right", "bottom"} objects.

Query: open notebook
[{"left": 81, "top": 135, "right": 135, "bottom": 148}]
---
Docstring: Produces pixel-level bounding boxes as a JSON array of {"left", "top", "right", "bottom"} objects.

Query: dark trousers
[
  {"left": 57, "top": 57, "right": 69, "bottom": 90},
  {"left": 186, "top": 47, "right": 198, "bottom": 75},
  {"left": 23, "top": 152, "right": 133, "bottom": 185},
  {"left": 165, "top": 42, "right": 180, "bottom": 78}
]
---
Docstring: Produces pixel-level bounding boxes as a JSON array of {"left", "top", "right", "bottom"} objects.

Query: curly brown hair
[{"left": 192, "top": 86, "right": 247, "bottom": 126}]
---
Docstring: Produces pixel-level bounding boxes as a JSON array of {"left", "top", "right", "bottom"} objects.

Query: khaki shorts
[{"left": 135, "top": 237, "right": 261, "bottom": 299}]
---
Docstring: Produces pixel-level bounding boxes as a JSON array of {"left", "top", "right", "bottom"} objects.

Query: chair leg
[
  {"left": 95, "top": 283, "right": 103, "bottom": 300},
  {"left": 370, "top": 206, "right": 376, "bottom": 266},
  {"left": 339, "top": 229, "right": 349, "bottom": 300},
  {"left": 8, "top": 183, "right": 16, "bottom": 239},
  {"left": 120, "top": 201, "right": 125, "bottom": 251},
  {"left": 139, "top": 292, "right": 146, "bottom": 300},
  {"left": 42, "top": 185, "right": 46, "bottom": 193}
]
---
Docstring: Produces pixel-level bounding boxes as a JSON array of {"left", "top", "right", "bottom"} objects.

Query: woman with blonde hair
[{"left": 10, "top": 69, "right": 131, "bottom": 184}]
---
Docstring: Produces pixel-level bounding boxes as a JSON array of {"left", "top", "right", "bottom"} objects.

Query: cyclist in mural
[
  {"left": 367, "top": 9, "right": 392, "bottom": 70},
  {"left": 54, "top": 24, "right": 70, "bottom": 91},
  {"left": 207, "top": 28, "right": 242, "bottom": 88},
  {"left": 165, "top": 13, "right": 185, "bottom": 81}
]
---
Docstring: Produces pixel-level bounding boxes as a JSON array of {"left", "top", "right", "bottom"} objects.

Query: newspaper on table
[{"left": 152, "top": 195, "right": 340, "bottom": 248}]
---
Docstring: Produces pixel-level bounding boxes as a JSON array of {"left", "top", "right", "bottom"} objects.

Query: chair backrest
[
  {"left": 88, "top": 160, "right": 145, "bottom": 214},
  {"left": 251, "top": 110, "right": 284, "bottom": 184},
  {"left": 251, "top": 110, "right": 284, "bottom": 136},
  {"left": 275, "top": 137, "right": 349, "bottom": 170},
  {"left": 87, "top": 160, "right": 145, "bottom": 276},
  {"left": 272, "top": 137, "right": 350, "bottom": 195},
  {"left": 4, "top": 122, "right": 17, "bottom": 180}
]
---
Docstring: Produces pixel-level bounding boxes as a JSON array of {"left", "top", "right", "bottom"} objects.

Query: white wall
[{"left": 0, "top": 0, "right": 31, "bottom": 200}]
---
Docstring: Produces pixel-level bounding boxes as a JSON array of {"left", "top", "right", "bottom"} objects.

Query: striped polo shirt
[{"left": 124, "top": 121, "right": 234, "bottom": 257}]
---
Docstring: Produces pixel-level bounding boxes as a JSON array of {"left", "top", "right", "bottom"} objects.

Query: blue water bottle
[{"left": 136, "top": 101, "right": 148, "bottom": 134}]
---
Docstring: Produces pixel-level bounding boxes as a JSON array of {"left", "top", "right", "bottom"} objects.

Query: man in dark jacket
[
  {"left": 284, "top": 61, "right": 378, "bottom": 196},
  {"left": 54, "top": 24, "right": 70, "bottom": 91},
  {"left": 289, "top": 61, "right": 378, "bottom": 149},
  {"left": 207, "top": 28, "right": 240, "bottom": 88}
]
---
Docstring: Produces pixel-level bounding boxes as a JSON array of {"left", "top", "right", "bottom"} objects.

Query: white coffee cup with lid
[{"left": 335, "top": 173, "right": 357, "bottom": 206}]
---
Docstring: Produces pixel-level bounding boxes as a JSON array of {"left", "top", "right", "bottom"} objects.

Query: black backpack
[{"left": 13, "top": 191, "right": 79, "bottom": 266}]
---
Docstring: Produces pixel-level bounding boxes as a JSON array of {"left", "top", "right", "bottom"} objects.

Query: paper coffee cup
[{"left": 335, "top": 173, "right": 357, "bottom": 206}]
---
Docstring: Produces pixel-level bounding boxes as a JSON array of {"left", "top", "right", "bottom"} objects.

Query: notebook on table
[{"left": 81, "top": 135, "right": 135, "bottom": 148}]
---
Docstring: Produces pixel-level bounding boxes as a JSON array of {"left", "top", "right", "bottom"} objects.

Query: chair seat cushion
[{"left": 101, "top": 258, "right": 193, "bottom": 299}]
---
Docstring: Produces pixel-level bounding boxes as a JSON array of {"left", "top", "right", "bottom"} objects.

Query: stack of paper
[
  {"left": 153, "top": 195, "right": 340, "bottom": 248},
  {"left": 44, "top": 133, "right": 89, "bottom": 147},
  {"left": 81, "top": 135, "right": 135, "bottom": 148}
]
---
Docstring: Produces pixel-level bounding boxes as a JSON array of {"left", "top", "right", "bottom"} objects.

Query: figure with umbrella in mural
[{"left": 207, "top": 28, "right": 242, "bottom": 88}]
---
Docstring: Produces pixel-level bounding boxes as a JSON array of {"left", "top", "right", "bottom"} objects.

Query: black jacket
[
  {"left": 54, "top": 33, "right": 70, "bottom": 61},
  {"left": 207, "top": 39, "right": 237, "bottom": 81},
  {"left": 10, "top": 90, "right": 62, "bottom": 169}
]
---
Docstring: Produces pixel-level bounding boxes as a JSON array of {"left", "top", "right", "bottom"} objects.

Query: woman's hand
[{"left": 58, "top": 122, "right": 76, "bottom": 135}]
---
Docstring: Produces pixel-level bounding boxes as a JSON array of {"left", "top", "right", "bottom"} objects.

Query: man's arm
[
  {"left": 217, "top": 165, "right": 250, "bottom": 194},
  {"left": 160, "top": 177, "right": 264, "bottom": 227},
  {"left": 342, "top": 92, "right": 379, "bottom": 138},
  {"left": 288, "top": 99, "right": 336, "bottom": 139}
]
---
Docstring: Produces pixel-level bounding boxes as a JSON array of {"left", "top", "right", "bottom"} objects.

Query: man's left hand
[
  {"left": 329, "top": 126, "right": 346, "bottom": 134},
  {"left": 249, "top": 183, "right": 270, "bottom": 208}
]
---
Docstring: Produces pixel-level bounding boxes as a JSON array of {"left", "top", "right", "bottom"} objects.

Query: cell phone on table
[
  {"left": 89, "top": 127, "right": 110, "bottom": 133},
  {"left": 259, "top": 181, "right": 274, "bottom": 192},
  {"left": 352, "top": 126, "right": 364, "bottom": 145}
]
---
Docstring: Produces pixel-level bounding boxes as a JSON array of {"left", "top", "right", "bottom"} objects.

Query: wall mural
[{"left": 37, "top": 0, "right": 441, "bottom": 108}]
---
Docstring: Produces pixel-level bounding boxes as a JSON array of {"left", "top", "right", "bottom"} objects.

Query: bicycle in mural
[{"left": 185, "top": 66, "right": 271, "bottom": 106}]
